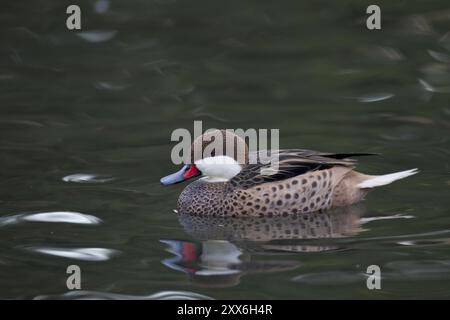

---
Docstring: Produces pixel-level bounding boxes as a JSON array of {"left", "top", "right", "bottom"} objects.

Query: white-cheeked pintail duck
[{"left": 161, "top": 130, "right": 418, "bottom": 217}]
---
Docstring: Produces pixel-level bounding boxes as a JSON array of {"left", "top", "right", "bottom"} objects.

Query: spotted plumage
[{"left": 162, "top": 130, "right": 418, "bottom": 217}]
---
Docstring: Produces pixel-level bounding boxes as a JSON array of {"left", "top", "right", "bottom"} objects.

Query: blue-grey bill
[{"left": 160, "top": 165, "right": 188, "bottom": 185}]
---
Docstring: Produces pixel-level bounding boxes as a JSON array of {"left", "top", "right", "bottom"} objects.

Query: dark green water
[{"left": 1, "top": 0, "right": 450, "bottom": 299}]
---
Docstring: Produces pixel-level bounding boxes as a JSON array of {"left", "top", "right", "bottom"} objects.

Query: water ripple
[
  {"left": 292, "top": 260, "right": 450, "bottom": 285},
  {"left": 384, "top": 260, "right": 450, "bottom": 280},
  {"left": 94, "top": 82, "right": 130, "bottom": 91},
  {"left": 419, "top": 78, "right": 450, "bottom": 93},
  {"left": 34, "top": 290, "right": 213, "bottom": 300},
  {"left": 360, "top": 214, "right": 414, "bottom": 224},
  {"left": 292, "top": 272, "right": 367, "bottom": 285},
  {"left": 0, "top": 211, "right": 102, "bottom": 226},
  {"left": 62, "top": 173, "right": 114, "bottom": 183},
  {"left": 357, "top": 93, "right": 394, "bottom": 103},
  {"left": 341, "top": 229, "right": 450, "bottom": 243},
  {"left": 428, "top": 50, "right": 450, "bottom": 63},
  {"left": 25, "top": 247, "right": 119, "bottom": 261},
  {"left": 76, "top": 30, "right": 117, "bottom": 43}
]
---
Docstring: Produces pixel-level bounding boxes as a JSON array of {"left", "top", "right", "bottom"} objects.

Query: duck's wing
[{"left": 230, "top": 149, "right": 375, "bottom": 189}]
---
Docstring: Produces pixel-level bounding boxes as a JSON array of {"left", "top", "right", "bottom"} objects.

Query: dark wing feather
[
  {"left": 320, "top": 152, "right": 379, "bottom": 159},
  {"left": 229, "top": 149, "right": 375, "bottom": 189}
]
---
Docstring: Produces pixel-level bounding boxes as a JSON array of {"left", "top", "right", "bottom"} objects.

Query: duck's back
[{"left": 221, "top": 166, "right": 352, "bottom": 217}]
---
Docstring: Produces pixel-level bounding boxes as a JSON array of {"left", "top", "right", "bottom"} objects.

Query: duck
[{"left": 160, "top": 130, "right": 418, "bottom": 217}]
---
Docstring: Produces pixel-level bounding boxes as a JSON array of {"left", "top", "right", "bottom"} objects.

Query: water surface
[{"left": 1, "top": 0, "right": 450, "bottom": 299}]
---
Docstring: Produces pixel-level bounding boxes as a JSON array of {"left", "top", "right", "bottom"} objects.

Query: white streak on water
[
  {"left": 22, "top": 211, "right": 102, "bottom": 224},
  {"left": 357, "top": 93, "right": 394, "bottom": 103},
  {"left": 76, "top": 30, "right": 117, "bottom": 43},
  {"left": 62, "top": 173, "right": 114, "bottom": 183},
  {"left": 0, "top": 211, "right": 102, "bottom": 226},
  {"left": 360, "top": 214, "right": 414, "bottom": 224},
  {"left": 26, "top": 247, "right": 119, "bottom": 261},
  {"left": 34, "top": 290, "right": 213, "bottom": 300}
]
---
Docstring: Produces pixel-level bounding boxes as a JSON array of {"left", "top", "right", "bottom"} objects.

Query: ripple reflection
[
  {"left": 62, "top": 173, "right": 114, "bottom": 183},
  {"left": 34, "top": 290, "right": 213, "bottom": 300},
  {"left": 162, "top": 205, "right": 368, "bottom": 287},
  {"left": 25, "top": 247, "right": 119, "bottom": 261},
  {"left": 0, "top": 211, "right": 102, "bottom": 226}
]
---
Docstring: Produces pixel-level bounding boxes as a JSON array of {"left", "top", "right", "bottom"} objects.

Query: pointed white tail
[{"left": 357, "top": 168, "right": 419, "bottom": 189}]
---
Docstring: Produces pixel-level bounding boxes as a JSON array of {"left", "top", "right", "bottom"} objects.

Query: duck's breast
[{"left": 177, "top": 179, "right": 228, "bottom": 215}]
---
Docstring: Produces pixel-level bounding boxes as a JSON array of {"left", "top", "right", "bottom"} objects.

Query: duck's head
[{"left": 160, "top": 130, "right": 249, "bottom": 185}]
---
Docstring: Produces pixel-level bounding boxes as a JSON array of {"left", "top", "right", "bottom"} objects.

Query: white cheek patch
[{"left": 194, "top": 156, "right": 242, "bottom": 182}]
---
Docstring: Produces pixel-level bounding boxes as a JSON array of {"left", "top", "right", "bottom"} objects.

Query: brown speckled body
[
  {"left": 177, "top": 166, "right": 369, "bottom": 217},
  {"left": 165, "top": 129, "right": 415, "bottom": 217}
]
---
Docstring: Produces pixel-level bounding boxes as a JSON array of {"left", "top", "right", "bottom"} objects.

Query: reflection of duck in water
[
  {"left": 178, "top": 204, "right": 366, "bottom": 252},
  {"left": 161, "top": 240, "right": 300, "bottom": 288},
  {"left": 161, "top": 130, "right": 417, "bottom": 217},
  {"left": 161, "top": 205, "right": 367, "bottom": 287}
]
